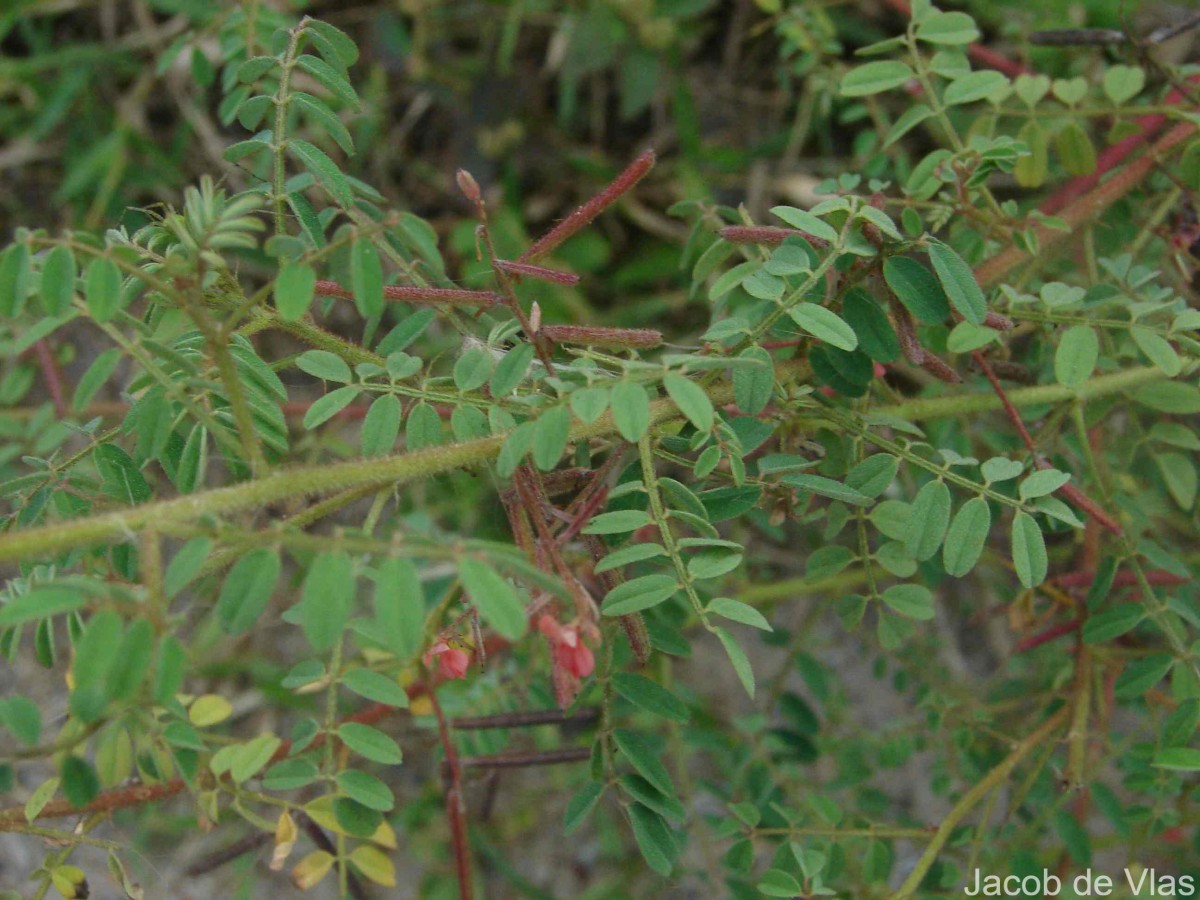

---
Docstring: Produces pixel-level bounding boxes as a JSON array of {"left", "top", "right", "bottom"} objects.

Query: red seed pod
[
  {"left": 538, "top": 324, "right": 663, "bottom": 349},
  {"left": 719, "top": 225, "right": 816, "bottom": 245},
  {"left": 494, "top": 259, "right": 581, "bottom": 285},
  {"left": 920, "top": 353, "right": 962, "bottom": 383},
  {"left": 983, "top": 310, "right": 1015, "bottom": 331},
  {"left": 521, "top": 149, "right": 656, "bottom": 262}
]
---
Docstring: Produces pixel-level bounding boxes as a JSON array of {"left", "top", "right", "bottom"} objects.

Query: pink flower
[
  {"left": 538, "top": 615, "right": 595, "bottom": 679},
  {"left": 423, "top": 641, "right": 471, "bottom": 680}
]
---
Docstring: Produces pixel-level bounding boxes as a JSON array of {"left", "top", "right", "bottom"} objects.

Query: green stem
[
  {"left": 272, "top": 22, "right": 305, "bottom": 235},
  {"left": 894, "top": 708, "right": 1068, "bottom": 898},
  {"left": 2, "top": 360, "right": 1175, "bottom": 564}
]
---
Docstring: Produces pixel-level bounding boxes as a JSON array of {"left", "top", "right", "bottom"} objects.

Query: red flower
[
  {"left": 538, "top": 615, "right": 595, "bottom": 678},
  {"left": 424, "top": 641, "right": 471, "bottom": 680}
]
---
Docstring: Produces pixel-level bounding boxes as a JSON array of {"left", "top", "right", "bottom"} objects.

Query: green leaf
[
  {"left": 612, "top": 673, "right": 690, "bottom": 723},
  {"left": 602, "top": 574, "right": 679, "bottom": 616},
  {"left": 229, "top": 734, "right": 282, "bottom": 783},
  {"left": 164, "top": 535, "right": 213, "bottom": 600},
  {"left": 217, "top": 548, "right": 280, "bottom": 635},
  {"left": 843, "top": 289, "right": 899, "bottom": 362},
  {"left": 61, "top": 756, "right": 100, "bottom": 808},
  {"left": 453, "top": 347, "right": 493, "bottom": 391},
  {"left": 300, "top": 552, "right": 354, "bottom": 652},
  {"left": 291, "top": 92, "right": 354, "bottom": 155},
  {"left": 714, "top": 626, "right": 755, "bottom": 698},
  {"left": 759, "top": 869, "right": 804, "bottom": 897},
  {"left": 882, "top": 257, "right": 950, "bottom": 322},
  {"left": 1055, "top": 326, "right": 1098, "bottom": 388},
  {"left": 405, "top": 401, "right": 443, "bottom": 450},
  {"left": 0, "top": 588, "right": 85, "bottom": 628},
  {"left": 595, "top": 543, "right": 667, "bottom": 572},
  {"left": 1103, "top": 65, "right": 1145, "bottom": 105},
  {"left": 338, "top": 723, "right": 403, "bottom": 764},
  {"left": 612, "top": 729, "right": 675, "bottom": 798},
  {"left": 305, "top": 19, "right": 360, "bottom": 66},
  {"left": 490, "top": 343, "right": 533, "bottom": 396},
  {"left": 611, "top": 381, "right": 651, "bottom": 442},
  {"left": 237, "top": 55, "right": 277, "bottom": 83},
  {"left": 0, "top": 243, "right": 31, "bottom": 317},
  {"left": 1155, "top": 451, "right": 1197, "bottom": 511},
  {"left": 361, "top": 394, "right": 401, "bottom": 458},
  {"left": 782, "top": 473, "right": 871, "bottom": 507},
  {"left": 706, "top": 597, "right": 772, "bottom": 631},
  {"left": 663, "top": 373, "right": 714, "bottom": 432},
  {"left": 569, "top": 386, "right": 609, "bottom": 424},
  {"left": 628, "top": 803, "right": 675, "bottom": 876},
  {"left": 905, "top": 479, "right": 951, "bottom": 562},
  {"left": 839, "top": 61, "right": 915, "bottom": 97},
  {"left": 304, "top": 385, "right": 358, "bottom": 428},
  {"left": 336, "top": 769, "right": 394, "bottom": 811},
  {"left": 72, "top": 348, "right": 122, "bottom": 412},
  {"left": 1133, "top": 382, "right": 1200, "bottom": 414},
  {"left": 1151, "top": 748, "right": 1200, "bottom": 771},
  {"left": 1113, "top": 654, "right": 1174, "bottom": 699},
  {"left": 263, "top": 758, "right": 320, "bottom": 791},
  {"left": 733, "top": 346, "right": 773, "bottom": 414},
  {"left": 1015, "top": 120, "right": 1049, "bottom": 188},
  {"left": 943, "top": 497, "right": 990, "bottom": 576},
  {"left": 70, "top": 610, "right": 122, "bottom": 721},
  {"left": 881, "top": 583, "right": 935, "bottom": 620},
  {"left": 0, "top": 697, "right": 41, "bottom": 746},
  {"left": 275, "top": 261, "right": 316, "bottom": 321},
  {"left": 84, "top": 257, "right": 123, "bottom": 323},
  {"left": 108, "top": 618, "right": 154, "bottom": 700},
  {"left": 350, "top": 238, "right": 383, "bottom": 319},
  {"left": 926, "top": 239, "right": 986, "bottom": 324},
  {"left": 943, "top": 70, "right": 1009, "bottom": 106},
  {"left": 769, "top": 206, "right": 839, "bottom": 243},
  {"left": 1011, "top": 511, "right": 1047, "bottom": 588},
  {"left": 1019, "top": 469, "right": 1070, "bottom": 500},
  {"left": 1132, "top": 326, "right": 1182, "bottom": 376},
  {"left": 1082, "top": 603, "right": 1144, "bottom": 644},
  {"left": 94, "top": 444, "right": 151, "bottom": 504},
  {"left": 458, "top": 557, "right": 527, "bottom": 640},
  {"left": 40, "top": 246, "right": 76, "bottom": 316},
  {"left": 788, "top": 303, "right": 858, "bottom": 351},
  {"left": 297, "top": 349, "right": 352, "bottom": 383},
  {"left": 916, "top": 11, "right": 980, "bottom": 45},
  {"left": 1055, "top": 121, "right": 1097, "bottom": 176},
  {"left": 846, "top": 454, "right": 899, "bottom": 498},
  {"left": 564, "top": 781, "right": 605, "bottom": 835},
  {"left": 342, "top": 668, "right": 410, "bottom": 707},
  {"left": 532, "top": 405, "right": 570, "bottom": 471},
  {"left": 294, "top": 54, "right": 360, "bottom": 108},
  {"left": 288, "top": 139, "right": 352, "bottom": 206},
  {"left": 884, "top": 103, "right": 934, "bottom": 148}
]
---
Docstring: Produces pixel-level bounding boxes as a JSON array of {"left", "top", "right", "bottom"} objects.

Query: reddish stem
[{"left": 1013, "top": 617, "right": 1082, "bottom": 653}]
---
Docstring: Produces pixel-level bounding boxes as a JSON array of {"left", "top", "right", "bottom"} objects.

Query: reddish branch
[
  {"left": 971, "top": 351, "right": 1122, "bottom": 535},
  {"left": 1042, "top": 76, "right": 1200, "bottom": 214},
  {"left": 975, "top": 121, "right": 1197, "bottom": 290},
  {"left": 32, "top": 340, "right": 67, "bottom": 418},
  {"left": 451, "top": 747, "right": 591, "bottom": 770},
  {"left": 430, "top": 690, "right": 473, "bottom": 900},
  {"left": 1013, "top": 617, "right": 1082, "bottom": 654},
  {"left": 313, "top": 279, "right": 502, "bottom": 308}
]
